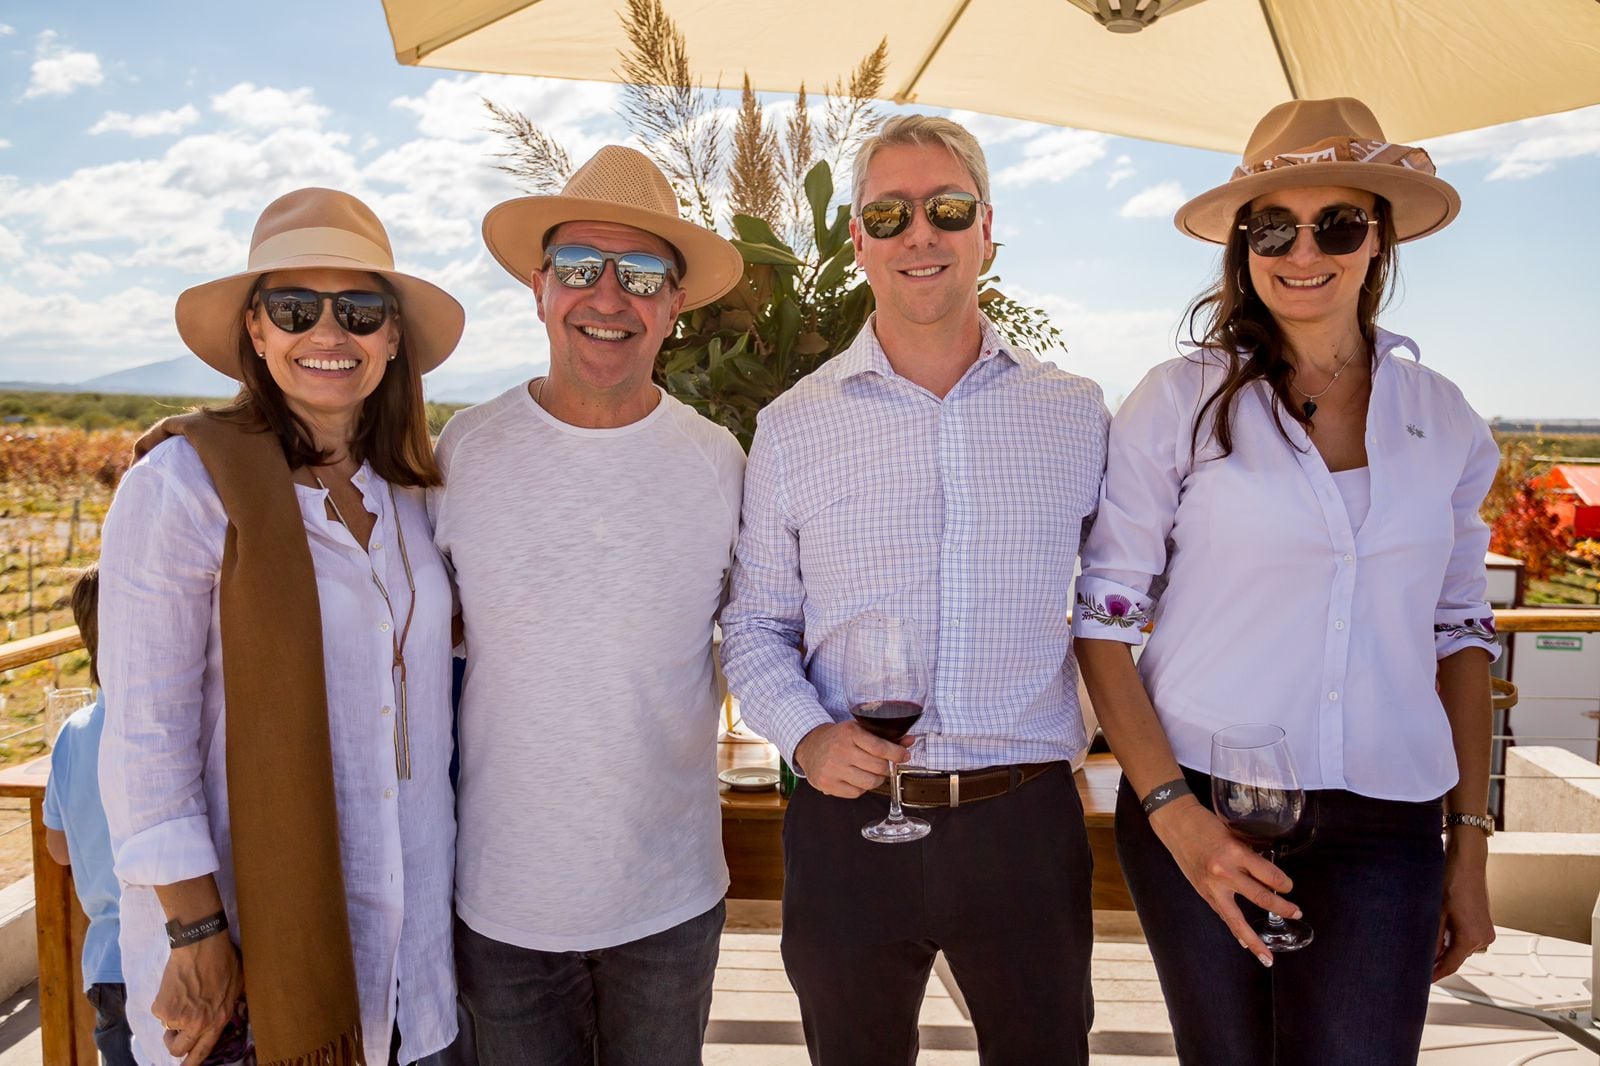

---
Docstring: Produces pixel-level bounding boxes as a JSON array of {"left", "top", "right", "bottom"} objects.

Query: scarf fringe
[{"left": 259, "top": 1027, "right": 364, "bottom": 1066}]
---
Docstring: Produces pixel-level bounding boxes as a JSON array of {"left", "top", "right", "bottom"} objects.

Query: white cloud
[
  {"left": 1005, "top": 282, "right": 1180, "bottom": 403},
  {"left": 947, "top": 110, "right": 1054, "bottom": 146},
  {"left": 0, "top": 139, "right": 11, "bottom": 150},
  {"left": 993, "top": 129, "right": 1109, "bottom": 188},
  {"left": 89, "top": 105, "right": 201, "bottom": 138},
  {"left": 391, "top": 73, "right": 622, "bottom": 148},
  {"left": 1422, "top": 105, "right": 1600, "bottom": 181},
  {"left": 14, "top": 251, "right": 116, "bottom": 289},
  {"left": 1106, "top": 154, "right": 1135, "bottom": 189},
  {"left": 0, "top": 23, "right": 15, "bottom": 36},
  {"left": 23, "top": 30, "right": 105, "bottom": 99},
  {"left": 0, "top": 283, "right": 172, "bottom": 352},
  {"left": 212, "top": 83, "right": 329, "bottom": 128},
  {"left": 0, "top": 223, "right": 25, "bottom": 260},
  {"left": 1119, "top": 181, "right": 1187, "bottom": 219}
]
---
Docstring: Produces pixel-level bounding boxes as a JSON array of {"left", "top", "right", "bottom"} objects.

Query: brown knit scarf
[{"left": 135, "top": 412, "right": 364, "bottom": 1066}]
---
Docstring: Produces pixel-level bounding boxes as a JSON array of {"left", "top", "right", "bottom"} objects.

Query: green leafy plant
[{"left": 487, "top": 0, "right": 1063, "bottom": 448}]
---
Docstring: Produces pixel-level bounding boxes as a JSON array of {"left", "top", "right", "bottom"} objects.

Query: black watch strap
[{"left": 166, "top": 911, "right": 229, "bottom": 949}]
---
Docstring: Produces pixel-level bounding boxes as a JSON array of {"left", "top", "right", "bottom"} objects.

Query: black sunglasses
[
  {"left": 857, "top": 192, "right": 985, "bottom": 239},
  {"left": 1239, "top": 205, "right": 1377, "bottom": 257},
  {"left": 257, "top": 288, "right": 394, "bottom": 336},
  {"left": 544, "top": 244, "right": 676, "bottom": 297}
]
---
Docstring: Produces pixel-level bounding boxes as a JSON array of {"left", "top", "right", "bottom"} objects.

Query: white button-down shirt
[
  {"left": 722, "top": 315, "right": 1109, "bottom": 770},
  {"left": 98, "top": 438, "right": 457, "bottom": 1064},
  {"left": 1072, "top": 329, "right": 1500, "bottom": 801}
]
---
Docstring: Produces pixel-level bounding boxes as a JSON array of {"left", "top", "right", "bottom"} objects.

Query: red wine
[
  {"left": 1226, "top": 815, "right": 1297, "bottom": 849},
  {"left": 850, "top": 700, "right": 923, "bottom": 742}
]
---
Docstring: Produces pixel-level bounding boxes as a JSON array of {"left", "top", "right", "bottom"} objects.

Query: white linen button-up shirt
[
  {"left": 98, "top": 438, "right": 457, "bottom": 1065},
  {"left": 722, "top": 315, "right": 1110, "bottom": 770},
  {"left": 1072, "top": 329, "right": 1500, "bottom": 801}
]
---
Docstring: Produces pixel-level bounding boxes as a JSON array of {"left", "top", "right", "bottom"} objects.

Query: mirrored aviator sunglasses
[
  {"left": 1240, "top": 205, "right": 1377, "bottom": 257},
  {"left": 259, "top": 288, "right": 393, "bottom": 336},
  {"left": 858, "top": 192, "right": 984, "bottom": 240},
  {"left": 546, "top": 245, "right": 674, "bottom": 297}
]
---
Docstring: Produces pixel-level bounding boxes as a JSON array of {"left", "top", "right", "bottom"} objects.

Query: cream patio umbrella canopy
[{"left": 380, "top": 0, "right": 1600, "bottom": 152}]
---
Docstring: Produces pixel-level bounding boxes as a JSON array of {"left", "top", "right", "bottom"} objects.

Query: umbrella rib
[
  {"left": 398, "top": 0, "right": 543, "bottom": 65},
  {"left": 1256, "top": 0, "right": 1300, "bottom": 98},
  {"left": 893, "top": 0, "right": 974, "bottom": 104}
]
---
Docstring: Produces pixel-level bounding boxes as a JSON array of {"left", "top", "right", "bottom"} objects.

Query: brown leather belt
[{"left": 870, "top": 762, "right": 1060, "bottom": 809}]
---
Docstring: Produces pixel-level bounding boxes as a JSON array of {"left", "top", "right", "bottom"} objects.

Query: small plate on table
[{"left": 719, "top": 766, "right": 780, "bottom": 792}]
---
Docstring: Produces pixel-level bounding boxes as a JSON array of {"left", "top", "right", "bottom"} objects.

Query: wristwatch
[{"left": 1444, "top": 812, "right": 1494, "bottom": 837}]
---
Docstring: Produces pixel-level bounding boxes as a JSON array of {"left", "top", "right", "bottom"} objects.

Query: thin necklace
[
  {"left": 1293, "top": 347, "right": 1364, "bottom": 421},
  {"left": 535, "top": 376, "right": 547, "bottom": 408},
  {"left": 317, "top": 475, "right": 417, "bottom": 780}
]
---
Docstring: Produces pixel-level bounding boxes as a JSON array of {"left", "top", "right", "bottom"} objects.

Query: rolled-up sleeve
[
  {"left": 719, "top": 416, "right": 832, "bottom": 764},
  {"left": 1072, "top": 363, "right": 1186, "bottom": 645},
  {"left": 98, "top": 443, "right": 225, "bottom": 887},
  {"left": 1434, "top": 412, "right": 1502, "bottom": 661}
]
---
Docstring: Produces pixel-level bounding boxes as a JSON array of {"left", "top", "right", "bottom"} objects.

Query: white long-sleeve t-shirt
[
  {"left": 431, "top": 385, "right": 744, "bottom": 951},
  {"left": 98, "top": 437, "right": 458, "bottom": 1065}
]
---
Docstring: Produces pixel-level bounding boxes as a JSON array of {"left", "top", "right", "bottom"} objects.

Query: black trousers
[{"left": 780, "top": 764, "right": 1095, "bottom": 1065}]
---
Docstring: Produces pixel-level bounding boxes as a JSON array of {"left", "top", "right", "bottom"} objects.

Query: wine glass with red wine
[
  {"left": 1210, "top": 724, "right": 1313, "bottom": 951},
  {"left": 844, "top": 613, "right": 931, "bottom": 844}
]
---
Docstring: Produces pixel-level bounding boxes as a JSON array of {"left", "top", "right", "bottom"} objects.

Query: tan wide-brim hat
[
  {"left": 482, "top": 145, "right": 745, "bottom": 311},
  {"left": 1175, "top": 97, "right": 1461, "bottom": 245},
  {"left": 175, "top": 187, "right": 465, "bottom": 379}
]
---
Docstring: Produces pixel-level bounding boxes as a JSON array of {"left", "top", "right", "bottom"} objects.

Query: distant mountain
[
  {"left": 1, "top": 357, "right": 545, "bottom": 405},
  {"left": 79, "top": 356, "right": 237, "bottom": 397}
]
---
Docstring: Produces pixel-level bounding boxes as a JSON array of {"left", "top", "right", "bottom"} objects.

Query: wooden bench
[{"left": 719, "top": 741, "right": 1132, "bottom": 910}]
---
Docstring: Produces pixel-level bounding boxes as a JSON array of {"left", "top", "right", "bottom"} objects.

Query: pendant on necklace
[{"left": 1302, "top": 399, "right": 1318, "bottom": 420}]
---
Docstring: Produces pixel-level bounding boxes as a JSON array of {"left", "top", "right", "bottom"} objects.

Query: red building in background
[{"left": 1534, "top": 464, "right": 1600, "bottom": 540}]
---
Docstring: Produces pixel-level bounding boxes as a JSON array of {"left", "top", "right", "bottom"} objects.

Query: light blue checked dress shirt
[{"left": 721, "top": 314, "right": 1110, "bottom": 772}]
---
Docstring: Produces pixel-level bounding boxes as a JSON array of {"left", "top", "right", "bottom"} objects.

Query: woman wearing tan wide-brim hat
[
  {"left": 1075, "top": 98, "right": 1499, "bottom": 1063},
  {"left": 97, "top": 188, "right": 464, "bottom": 1065}
]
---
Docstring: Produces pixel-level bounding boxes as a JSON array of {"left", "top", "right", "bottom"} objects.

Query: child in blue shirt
[{"left": 43, "top": 565, "right": 135, "bottom": 1066}]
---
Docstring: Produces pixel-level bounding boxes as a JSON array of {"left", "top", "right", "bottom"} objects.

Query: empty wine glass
[
  {"left": 843, "top": 614, "right": 931, "bottom": 844},
  {"left": 1210, "top": 723, "right": 1314, "bottom": 952},
  {"left": 45, "top": 687, "right": 94, "bottom": 746}
]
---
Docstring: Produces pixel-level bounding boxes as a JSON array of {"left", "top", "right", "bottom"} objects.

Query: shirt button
[
  {"left": 371, "top": 540, "right": 382, "bottom": 550},
  {"left": 1328, "top": 691, "right": 1340, "bottom": 701},
  {"left": 381, "top": 705, "right": 392, "bottom": 716},
  {"left": 1334, "top": 620, "right": 1346, "bottom": 631},
  {"left": 383, "top": 788, "right": 395, "bottom": 799},
  {"left": 1342, "top": 554, "right": 1355, "bottom": 564},
  {"left": 380, "top": 622, "right": 392, "bottom": 633}
]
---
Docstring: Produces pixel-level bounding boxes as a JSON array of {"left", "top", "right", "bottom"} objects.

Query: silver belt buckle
[{"left": 948, "top": 772, "right": 960, "bottom": 809}]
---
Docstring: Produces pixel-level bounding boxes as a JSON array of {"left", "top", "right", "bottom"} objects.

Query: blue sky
[{"left": 1, "top": 2, "right": 1597, "bottom": 417}]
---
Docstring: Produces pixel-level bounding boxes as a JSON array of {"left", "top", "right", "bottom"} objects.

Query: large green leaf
[
  {"left": 822, "top": 204, "right": 852, "bottom": 256},
  {"left": 731, "top": 239, "right": 805, "bottom": 267},
  {"left": 814, "top": 240, "right": 857, "bottom": 294},
  {"left": 805, "top": 161, "right": 834, "bottom": 251},
  {"left": 732, "top": 214, "right": 792, "bottom": 251}
]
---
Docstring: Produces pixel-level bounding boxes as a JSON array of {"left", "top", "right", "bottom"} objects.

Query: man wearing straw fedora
[
  {"left": 722, "top": 114, "right": 1109, "bottom": 1064},
  {"left": 429, "top": 146, "right": 746, "bottom": 1065}
]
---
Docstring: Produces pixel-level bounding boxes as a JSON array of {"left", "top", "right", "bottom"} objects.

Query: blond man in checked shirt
[{"left": 721, "top": 115, "right": 1110, "bottom": 1065}]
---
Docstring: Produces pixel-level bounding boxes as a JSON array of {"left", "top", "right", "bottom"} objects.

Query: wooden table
[
  {"left": 0, "top": 755, "right": 96, "bottom": 1066},
  {"left": 719, "top": 741, "right": 1133, "bottom": 910}
]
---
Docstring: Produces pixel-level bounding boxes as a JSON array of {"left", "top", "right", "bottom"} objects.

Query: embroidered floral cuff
[
  {"left": 1071, "top": 578, "right": 1152, "bottom": 645},
  {"left": 1434, "top": 608, "right": 1502, "bottom": 662}
]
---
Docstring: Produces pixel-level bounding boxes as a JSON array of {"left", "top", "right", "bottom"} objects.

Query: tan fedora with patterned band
[
  {"left": 1175, "top": 97, "right": 1461, "bottom": 246},
  {"left": 175, "top": 187, "right": 465, "bottom": 379},
  {"left": 482, "top": 145, "right": 745, "bottom": 310}
]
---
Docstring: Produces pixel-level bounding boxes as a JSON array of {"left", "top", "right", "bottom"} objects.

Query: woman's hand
[
  {"left": 1434, "top": 832, "right": 1495, "bottom": 980},
  {"left": 1151, "top": 799, "right": 1302, "bottom": 967},
  {"left": 153, "top": 933, "right": 244, "bottom": 1066}
]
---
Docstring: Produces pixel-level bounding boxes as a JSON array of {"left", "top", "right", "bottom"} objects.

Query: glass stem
[
  {"left": 1264, "top": 845, "right": 1285, "bottom": 927},
  {"left": 887, "top": 762, "right": 906, "bottom": 824}
]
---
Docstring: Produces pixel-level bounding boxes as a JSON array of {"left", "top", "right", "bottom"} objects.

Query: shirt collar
[
  {"left": 833, "top": 312, "right": 1023, "bottom": 381},
  {"left": 1373, "top": 326, "right": 1420, "bottom": 370}
]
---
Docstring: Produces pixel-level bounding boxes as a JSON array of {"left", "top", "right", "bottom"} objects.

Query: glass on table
[
  {"left": 1210, "top": 723, "right": 1314, "bottom": 952},
  {"left": 44, "top": 686, "right": 95, "bottom": 746}
]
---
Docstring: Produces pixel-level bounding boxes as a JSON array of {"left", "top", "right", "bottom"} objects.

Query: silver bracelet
[{"left": 1444, "top": 812, "right": 1494, "bottom": 837}]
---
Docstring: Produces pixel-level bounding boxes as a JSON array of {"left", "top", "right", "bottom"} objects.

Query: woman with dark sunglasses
[
  {"left": 1073, "top": 98, "right": 1499, "bottom": 1064},
  {"left": 96, "top": 188, "right": 466, "bottom": 1065}
]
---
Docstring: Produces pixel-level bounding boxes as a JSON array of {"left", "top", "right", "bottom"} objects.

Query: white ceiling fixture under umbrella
[{"left": 380, "top": 0, "right": 1600, "bottom": 152}]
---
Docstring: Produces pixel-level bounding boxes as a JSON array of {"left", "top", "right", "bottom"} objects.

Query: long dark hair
[
  {"left": 208, "top": 279, "right": 441, "bottom": 487},
  {"left": 1183, "top": 196, "right": 1399, "bottom": 460}
]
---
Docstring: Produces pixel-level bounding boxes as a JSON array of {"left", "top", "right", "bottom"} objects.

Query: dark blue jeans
[
  {"left": 85, "top": 982, "right": 137, "bottom": 1066},
  {"left": 454, "top": 900, "right": 724, "bottom": 1066},
  {"left": 1116, "top": 768, "right": 1446, "bottom": 1066}
]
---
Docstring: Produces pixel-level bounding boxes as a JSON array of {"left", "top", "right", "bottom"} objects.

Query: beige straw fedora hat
[
  {"left": 175, "top": 187, "right": 465, "bottom": 378},
  {"left": 482, "top": 145, "right": 745, "bottom": 311},
  {"left": 1175, "top": 97, "right": 1461, "bottom": 245}
]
